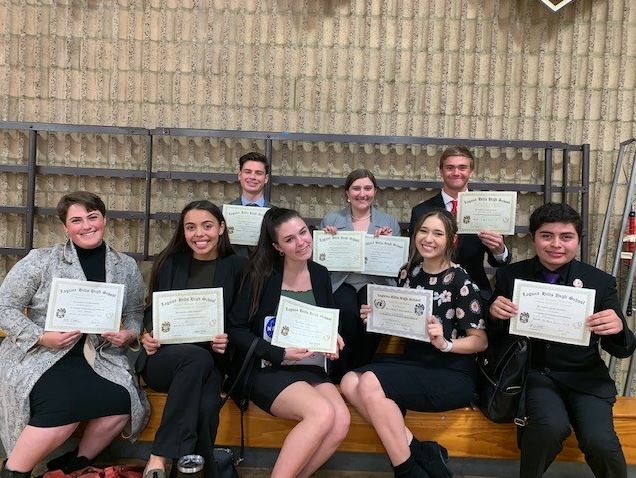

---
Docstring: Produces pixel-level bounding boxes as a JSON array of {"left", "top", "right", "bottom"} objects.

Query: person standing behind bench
[
  {"left": 320, "top": 168, "right": 401, "bottom": 379},
  {"left": 0, "top": 191, "right": 148, "bottom": 477},
  {"left": 342, "top": 210, "right": 487, "bottom": 478},
  {"left": 229, "top": 152, "right": 273, "bottom": 257},
  {"left": 488, "top": 202, "right": 636, "bottom": 478},
  {"left": 229, "top": 208, "right": 350, "bottom": 478},
  {"left": 137, "top": 200, "right": 245, "bottom": 478},
  {"left": 409, "top": 146, "right": 511, "bottom": 300}
]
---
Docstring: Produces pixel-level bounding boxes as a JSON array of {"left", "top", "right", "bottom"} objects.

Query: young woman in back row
[{"left": 341, "top": 210, "right": 488, "bottom": 478}]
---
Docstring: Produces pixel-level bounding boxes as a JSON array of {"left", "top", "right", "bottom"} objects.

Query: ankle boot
[
  {"left": 392, "top": 455, "right": 431, "bottom": 478},
  {"left": 409, "top": 438, "right": 453, "bottom": 478},
  {"left": 46, "top": 450, "right": 78, "bottom": 471},
  {"left": 1, "top": 461, "right": 32, "bottom": 478}
]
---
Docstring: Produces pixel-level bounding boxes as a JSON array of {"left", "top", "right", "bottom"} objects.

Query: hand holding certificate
[
  {"left": 366, "top": 284, "right": 433, "bottom": 342},
  {"left": 313, "top": 230, "right": 365, "bottom": 272},
  {"left": 509, "top": 279, "right": 595, "bottom": 346},
  {"left": 271, "top": 296, "right": 340, "bottom": 353},
  {"left": 45, "top": 278, "right": 124, "bottom": 334},
  {"left": 222, "top": 204, "right": 270, "bottom": 246},
  {"left": 457, "top": 191, "right": 517, "bottom": 235},
  {"left": 152, "top": 288, "right": 224, "bottom": 344}
]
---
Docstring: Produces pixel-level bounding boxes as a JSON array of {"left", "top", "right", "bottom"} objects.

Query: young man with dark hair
[
  {"left": 409, "top": 146, "right": 511, "bottom": 300},
  {"left": 231, "top": 152, "right": 272, "bottom": 207},
  {"left": 489, "top": 202, "right": 635, "bottom": 478}
]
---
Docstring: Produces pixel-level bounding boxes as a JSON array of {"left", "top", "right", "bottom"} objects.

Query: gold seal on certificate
[
  {"left": 270, "top": 296, "right": 340, "bottom": 353},
  {"left": 457, "top": 191, "right": 517, "bottom": 235},
  {"left": 312, "top": 230, "right": 365, "bottom": 272},
  {"left": 222, "top": 204, "right": 270, "bottom": 246},
  {"left": 45, "top": 278, "right": 124, "bottom": 334},
  {"left": 364, "top": 236, "right": 410, "bottom": 277},
  {"left": 152, "top": 288, "right": 224, "bottom": 344},
  {"left": 510, "top": 279, "right": 595, "bottom": 346},
  {"left": 366, "top": 284, "right": 433, "bottom": 342}
]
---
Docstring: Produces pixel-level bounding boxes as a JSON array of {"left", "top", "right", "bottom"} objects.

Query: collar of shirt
[
  {"left": 440, "top": 189, "right": 467, "bottom": 212},
  {"left": 241, "top": 196, "right": 266, "bottom": 207}
]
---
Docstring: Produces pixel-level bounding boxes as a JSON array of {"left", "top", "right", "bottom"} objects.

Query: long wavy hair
[
  {"left": 405, "top": 209, "right": 457, "bottom": 273},
  {"left": 244, "top": 207, "right": 303, "bottom": 318},
  {"left": 147, "top": 200, "right": 233, "bottom": 304}
]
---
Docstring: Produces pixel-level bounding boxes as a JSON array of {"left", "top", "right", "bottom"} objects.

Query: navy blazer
[
  {"left": 489, "top": 256, "right": 636, "bottom": 399},
  {"left": 409, "top": 192, "right": 511, "bottom": 298},
  {"left": 136, "top": 251, "right": 246, "bottom": 373},
  {"left": 228, "top": 260, "right": 335, "bottom": 369}
]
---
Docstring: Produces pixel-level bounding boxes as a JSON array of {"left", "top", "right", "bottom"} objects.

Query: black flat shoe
[{"left": 411, "top": 440, "right": 452, "bottom": 478}]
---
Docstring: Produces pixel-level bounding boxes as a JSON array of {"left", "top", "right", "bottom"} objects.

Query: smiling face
[
  {"left": 440, "top": 155, "right": 473, "bottom": 195},
  {"left": 183, "top": 209, "right": 225, "bottom": 260},
  {"left": 238, "top": 159, "right": 269, "bottom": 198},
  {"left": 532, "top": 221, "right": 580, "bottom": 271},
  {"left": 64, "top": 204, "right": 107, "bottom": 249},
  {"left": 272, "top": 217, "right": 313, "bottom": 263},
  {"left": 414, "top": 215, "right": 449, "bottom": 262},
  {"left": 346, "top": 177, "right": 376, "bottom": 213}
]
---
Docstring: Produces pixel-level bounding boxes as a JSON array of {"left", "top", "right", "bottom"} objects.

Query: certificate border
[
  {"left": 366, "top": 284, "right": 433, "bottom": 342},
  {"left": 222, "top": 204, "right": 270, "bottom": 246},
  {"left": 363, "top": 235, "right": 410, "bottom": 277},
  {"left": 457, "top": 191, "right": 517, "bottom": 235},
  {"left": 510, "top": 279, "right": 595, "bottom": 346},
  {"left": 45, "top": 277, "right": 123, "bottom": 334},
  {"left": 152, "top": 288, "right": 224, "bottom": 344},
  {"left": 312, "top": 230, "right": 366, "bottom": 272},
  {"left": 271, "top": 295, "right": 339, "bottom": 353}
]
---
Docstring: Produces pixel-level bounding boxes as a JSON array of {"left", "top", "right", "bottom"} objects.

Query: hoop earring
[{"left": 279, "top": 251, "right": 285, "bottom": 257}]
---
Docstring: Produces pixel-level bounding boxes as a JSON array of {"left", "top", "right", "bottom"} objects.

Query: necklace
[{"left": 352, "top": 213, "right": 371, "bottom": 222}]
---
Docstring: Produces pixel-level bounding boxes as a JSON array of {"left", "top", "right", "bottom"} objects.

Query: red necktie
[{"left": 450, "top": 199, "right": 458, "bottom": 216}]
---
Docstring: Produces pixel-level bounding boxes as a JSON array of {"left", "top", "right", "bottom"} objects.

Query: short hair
[
  {"left": 344, "top": 168, "right": 378, "bottom": 192},
  {"left": 439, "top": 146, "right": 475, "bottom": 170},
  {"left": 56, "top": 191, "right": 106, "bottom": 223},
  {"left": 529, "top": 202, "right": 582, "bottom": 238},
  {"left": 239, "top": 152, "right": 270, "bottom": 174}
]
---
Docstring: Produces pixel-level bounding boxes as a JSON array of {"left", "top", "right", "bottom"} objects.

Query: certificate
[
  {"left": 45, "top": 278, "right": 124, "bottom": 334},
  {"left": 364, "top": 235, "right": 410, "bottom": 277},
  {"left": 152, "top": 288, "right": 224, "bottom": 344},
  {"left": 271, "top": 296, "right": 339, "bottom": 353},
  {"left": 222, "top": 204, "right": 270, "bottom": 246},
  {"left": 510, "top": 279, "right": 595, "bottom": 346},
  {"left": 366, "top": 284, "right": 433, "bottom": 342},
  {"left": 457, "top": 191, "right": 517, "bottom": 235},
  {"left": 312, "top": 230, "right": 365, "bottom": 272}
]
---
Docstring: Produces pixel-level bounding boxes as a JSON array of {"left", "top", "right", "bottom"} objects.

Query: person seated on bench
[
  {"left": 137, "top": 200, "right": 245, "bottom": 478},
  {"left": 320, "top": 168, "right": 401, "bottom": 380},
  {"left": 229, "top": 207, "right": 350, "bottom": 478},
  {"left": 0, "top": 191, "right": 148, "bottom": 478},
  {"left": 488, "top": 202, "right": 636, "bottom": 478},
  {"left": 341, "top": 210, "right": 487, "bottom": 478}
]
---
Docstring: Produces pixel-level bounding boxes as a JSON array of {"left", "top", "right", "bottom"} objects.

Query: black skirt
[{"left": 29, "top": 338, "right": 130, "bottom": 427}]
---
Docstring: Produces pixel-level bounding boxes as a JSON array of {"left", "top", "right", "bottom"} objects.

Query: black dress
[{"left": 29, "top": 242, "right": 130, "bottom": 427}]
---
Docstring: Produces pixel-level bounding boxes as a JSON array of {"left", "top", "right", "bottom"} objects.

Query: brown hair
[
  {"left": 406, "top": 210, "right": 457, "bottom": 271},
  {"left": 56, "top": 191, "right": 106, "bottom": 223},
  {"left": 439, "top": 146, "right": 474, "bottom": 170}
]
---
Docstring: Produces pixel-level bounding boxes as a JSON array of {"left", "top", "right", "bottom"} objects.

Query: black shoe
[
  {"left": 410, "top": 439, "right": 452, "bottom": 478},
  {"left": 61, "top": 456, "right": 94, "bottom": 474},
  {"left": 46, "top": 450, "right": 78, "bottom": 471}
]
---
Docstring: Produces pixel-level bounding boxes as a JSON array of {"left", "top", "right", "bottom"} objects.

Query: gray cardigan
[
  {"left": 0, "top": 241, "right": 149, "bottom": 454},
  {"left": 319, "top": 206, "right": 402, "bottom": 291}
]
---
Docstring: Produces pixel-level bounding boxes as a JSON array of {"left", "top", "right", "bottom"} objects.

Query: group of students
[{"left": 0, "top": 147, "right": 633, "bottom": 478}]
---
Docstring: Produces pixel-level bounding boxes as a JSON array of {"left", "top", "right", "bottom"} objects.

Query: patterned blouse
[{"left": 397, "top": 262, "right": 485, "bottom": 374}]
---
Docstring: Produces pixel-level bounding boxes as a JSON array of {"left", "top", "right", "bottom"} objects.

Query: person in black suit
[
  {"left": 136, "top": 200, "right": 245, "bottom": 478},
  {"left": 409, "top": 146, "right": 511, "bottom": 299},
  {"left": 229, "top": 208, "right": 350, "bottom": 477},
  {"left": 489, "top": 202, "right": 636, "bottom": 478}
]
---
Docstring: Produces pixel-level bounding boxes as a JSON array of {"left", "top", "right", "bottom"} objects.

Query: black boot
[
  {"left": 1, "top": 460, "right": 32, "bottom": 478},
  {"left": 409, "top": 438, "right": 453, "bottom": 478},
  {"left": 46, "top": 449, "right": 78, "bottom": 471}
]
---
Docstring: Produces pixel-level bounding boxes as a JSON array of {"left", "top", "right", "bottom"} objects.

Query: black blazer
[
  {"left": 136, "top": 251, "right": 246, "bottom": 373},
  {"left": 409, "top": 192, "right": 511, "bottom": 297},
  {"left": 228, "top": 260, "right": 335, "bottom": 369},
  {"left": 488, "top": 256, "right": 636, "bottom": 399}
]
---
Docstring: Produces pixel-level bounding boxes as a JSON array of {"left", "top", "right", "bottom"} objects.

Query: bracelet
[{"left": 440, "top": 339, "right": 453, "bottom": 353}]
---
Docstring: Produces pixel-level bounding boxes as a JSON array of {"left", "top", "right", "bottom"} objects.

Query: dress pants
[
  {"left": 331, "top": 283, "right": 381, "bottom": 381},
  {"left": 142, "top": 344, "right": 222, "bottom": 478},
  {"left": 519, "top": 370, "right": 625, "bottom": 478}
]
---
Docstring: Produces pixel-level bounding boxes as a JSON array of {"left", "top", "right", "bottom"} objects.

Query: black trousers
[
  {"left": 330, "top": 283, "right": 382, "bottom": 381},
  {"left": 519, "top": 371, "right": 626, "bottom": 478},
  {"left": 142, "top": 344, "right": 222, "bottom": 478}
]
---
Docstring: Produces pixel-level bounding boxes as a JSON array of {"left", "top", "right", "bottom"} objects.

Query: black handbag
[{"left": 476, "top": 334, "right": 530, "bottom": 425}]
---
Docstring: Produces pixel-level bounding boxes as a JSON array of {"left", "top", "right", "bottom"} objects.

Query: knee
[
  {"left": 329, "top": 404, "right": 351, "bottom": 444},
  {"left": 357, "top": 372, "right": 383, "bottom": 405},
  {"left": 339, "top": 372, "right": 359, "bottom": 400},
  {"left": 578, "top": 429, "right": 623, "bottom": 462},
  {"left": 305, "top": 399, "right": 337, "bottom": 437},
  {"left": 179, "top": 346, "right": 215, "bottom": 372},
  {"left": 527, "top": 413, "right": 571, "bottom": 445}
]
